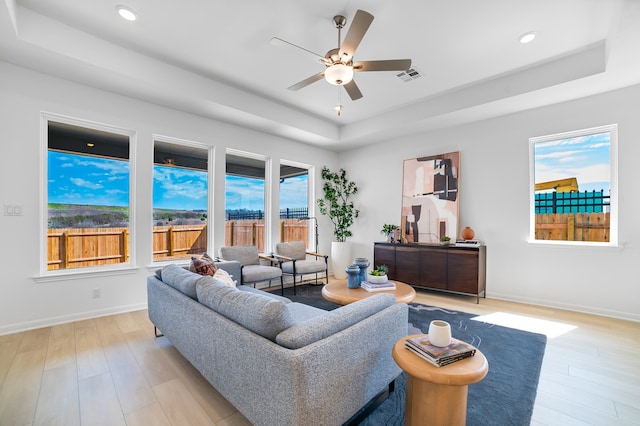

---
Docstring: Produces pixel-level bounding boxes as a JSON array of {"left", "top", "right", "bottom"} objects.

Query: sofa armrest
[
  {"left": 214, "top": 260, "right": 242, "bottom": 284},
  {"left": 276, "top": 293, "right": 396, "bottom": 349}
]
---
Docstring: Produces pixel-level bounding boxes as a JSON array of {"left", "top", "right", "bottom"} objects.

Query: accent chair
[
  {"left": 218, "top": 245, "right": 284, "bottom": 295},
  {"left": 274, "top": 240, "right": 328, "bottom": 295}
]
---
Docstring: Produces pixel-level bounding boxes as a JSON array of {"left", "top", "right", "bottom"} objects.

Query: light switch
[{"left": 4, "top": 205, "right": 23, "bottom": 216}]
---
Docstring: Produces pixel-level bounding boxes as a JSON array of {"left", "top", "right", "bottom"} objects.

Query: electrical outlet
[{"left": 92, "top": 288, "right": 101, "bottom": 299}]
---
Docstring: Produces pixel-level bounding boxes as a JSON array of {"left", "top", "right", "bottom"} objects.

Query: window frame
[
  {"left": 151, "top": 135, "right": 213, "bottom": 265},
  {"left": 279, "top": 159, "right": 314, "bottom": 250},
  {"left": 225, "top": 149, "right": 270, "bottom": 252},
  {"left": 528, "top": 124, "right": 618, "bottom": 247},
  {"left": 37, "top": 112, "right": 137, "bottom": 281}
]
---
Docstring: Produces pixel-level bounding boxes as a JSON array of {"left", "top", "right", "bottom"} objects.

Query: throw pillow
[
  {"left": 213, "top": 268, "right": 236, "bottom": 287},
  {"left": 190, "top": 253, "right": 217, "bottom": 276}
]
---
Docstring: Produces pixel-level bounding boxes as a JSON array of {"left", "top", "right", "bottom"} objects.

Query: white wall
[
  {"left": 1, "top": 60, "right": 637, "bottom": 334},
  {"left": 0, "top": 61, "right": 338, "bottom": 334},
  {"left": 340, "top": 84, "right": 640, "bottom": 322}
]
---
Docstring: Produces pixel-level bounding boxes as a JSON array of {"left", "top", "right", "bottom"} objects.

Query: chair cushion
[
  {"left": 160, "top": 263, "right": 201, "bottom": 300},
  {"left": 242, "top": 264, "right": 282, "bottom": 283},
  {"left": 197, "top": 276, "right": 294, "bottom": 341},
  {"left": 281, "top": 260, "right": 326, "bottom": 275},
  {"left": 276, "top": 241, "right": 306, "bottom": 261},
  {"left": 219, "top": 245, "right": 260, "bottom": 265}
]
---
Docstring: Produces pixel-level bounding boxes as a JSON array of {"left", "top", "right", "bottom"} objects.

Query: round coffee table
[
  {"left": 392, "top": 335, "right": 489, "bottom": 426},
  {"left": 321, "top": 280, "right": 416, "bottom": 305}
]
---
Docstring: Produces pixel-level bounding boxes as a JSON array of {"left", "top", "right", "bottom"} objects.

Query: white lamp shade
[{"left": 324, "top": 64, "right": 354, "bottom": 85}]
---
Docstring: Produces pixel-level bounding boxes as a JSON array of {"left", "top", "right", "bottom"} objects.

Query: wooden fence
[
  {"left": 223, "top": 219, "right": 309, "bottom": 252},
  {"left": 48, "top": 228, "right": 129, "bottom": 270},
  {"left": 535, "top": 212, "right": 609, "bottom": 242},
  {"left": 152, "top": 225, "right": 208, "bottom": 261},
  {"left": 48, "top": 220, "right": 310, "bottom": 270}
]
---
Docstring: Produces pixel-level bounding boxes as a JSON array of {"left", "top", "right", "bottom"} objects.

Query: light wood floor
[{"left": 0, "top": 283, "right": 638, "bottom": 426}]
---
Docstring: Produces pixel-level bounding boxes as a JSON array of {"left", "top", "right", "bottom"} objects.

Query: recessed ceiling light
[
  {"left": 519, "top": 31, "right": 536, "bottom": 44},
  {"left": 116, "top": 5, "right": 138, "bottom": 22}
]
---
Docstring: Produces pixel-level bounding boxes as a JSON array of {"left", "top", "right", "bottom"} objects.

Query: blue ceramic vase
[
  {"left": 345, "top": 264, "right": 361, "bottom": 289},
  {"left": 353, "top": 257, "right": 370, "bottom": 285}
]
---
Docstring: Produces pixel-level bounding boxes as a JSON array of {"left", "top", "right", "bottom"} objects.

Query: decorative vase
[
  {"left": 353, "top": 257, "right": 369, "bottom": 284},
  {"left": 345, "top": 264, "right": 361, "bottom": 289},
  {"left": 461, "top": 226, "right": 475, "bottom": 240},
  {"left": 428, "top": 320, "right": 452, "bottom": 347},
  {"left": 331, "top": 241, "right": 351, "bottom": 280}
]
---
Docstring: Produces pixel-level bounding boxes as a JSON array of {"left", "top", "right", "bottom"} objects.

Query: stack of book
[
  {"left": 360, "top": 280, "right": 397, "bottom": 292},
  {"left": 455, "top": 240, "right": 480, "bottom": 246},
  {"left": 405, "top": 335, "right": 476, "bottom": 367}
]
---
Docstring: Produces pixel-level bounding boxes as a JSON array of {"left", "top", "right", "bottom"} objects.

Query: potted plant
[
  {"left": 317, "top": 166, "right": 360, "bottom": 279},
  {"left": 381, "top": 224, "right": 399, "bottom": 243},
  {"left": 368, "top": 265, "right": 389, "bottom": 283},
  {"left": 439, "top": 235, "right": 451, "bottom": 245}
]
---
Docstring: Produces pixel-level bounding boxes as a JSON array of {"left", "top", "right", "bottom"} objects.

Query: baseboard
[
  {"left": 0, "top": 303, "right": 148, "bottom": 336},
  {"left": 488, "top": 292, "right": 639, "bottom": 323}
]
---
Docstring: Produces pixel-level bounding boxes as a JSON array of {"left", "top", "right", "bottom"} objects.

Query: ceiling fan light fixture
[{"left": 324, "top": 63, "right": 353, "bottom": 85}]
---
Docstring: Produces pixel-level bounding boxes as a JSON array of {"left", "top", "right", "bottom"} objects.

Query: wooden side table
[
  {"left": 392, "top": 335, "right": 489, "bottom": 426},
  {"left": 321, "top": 280, "right": 416, "bottom": 305}
]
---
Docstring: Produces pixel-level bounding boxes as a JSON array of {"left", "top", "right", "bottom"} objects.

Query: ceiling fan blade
[
  {"left": 344, "top": 80, "right": 363, "bottom": 101},
  {"left": 339, "top": 10, "right": 374, "bottom": 63},
  {"left": 353, "top": 59, "right": 412, "bottom": 72},
  {"left": 271, "top": 37, "right": 325, "bottom": 62},
  {"left": 288, "top": 72, "right": 325, "bottom": 91}
]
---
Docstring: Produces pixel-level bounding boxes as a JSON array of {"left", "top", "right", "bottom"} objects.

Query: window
[
  {"left": 530, "top": 124, "right": 617, "bottom": 245},
  {"left": 44, "top": 116, "right": 134, "bottom": 272},
  {"left": 225, "top": 151, "right": 267, "bottom": 251},
  {"left": 153, "top": 139, "right": 210, "bottom": 262},
  {"left": 279, "top": 161, "right": 312, "bottom": 248}
]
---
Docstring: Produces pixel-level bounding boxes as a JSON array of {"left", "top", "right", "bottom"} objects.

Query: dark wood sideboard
[{"left": 373, "top": 242, "right": 486, "bottom": 303}]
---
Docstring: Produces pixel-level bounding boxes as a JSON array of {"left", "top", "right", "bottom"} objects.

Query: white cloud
[{"left": 70, "top": 178, "right": 103, "bottom": 189}]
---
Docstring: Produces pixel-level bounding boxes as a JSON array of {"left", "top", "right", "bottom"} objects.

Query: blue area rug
[{"left": 276, "top": 285, "right": 547, "bottom": 426}]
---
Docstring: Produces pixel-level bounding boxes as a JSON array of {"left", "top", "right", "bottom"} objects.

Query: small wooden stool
[{"left": 392, "top": 335, "right": 489, "bottom": 426}]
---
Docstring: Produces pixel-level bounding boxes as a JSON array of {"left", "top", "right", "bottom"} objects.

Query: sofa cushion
[
  {"left": 238, "top": 285, "right": 291, "bottom": 303},
  {"left": 276, "top": 293, "right": 396, "bottom": 349},
  {"left": 190, "top": 253, "right": 217, "bottom": 276},
  {"left": 197, "top": 277, "right": 294, "bottom": 341},
  {"left": 160, "top": 263, "right": 201, "bottom": 300}
]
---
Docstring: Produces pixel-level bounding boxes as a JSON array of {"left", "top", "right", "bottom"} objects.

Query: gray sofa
[{"left": 147, "top": 262, "right": 408, "bottom": 426}]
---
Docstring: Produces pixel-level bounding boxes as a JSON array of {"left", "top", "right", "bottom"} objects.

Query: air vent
[{"left": 396, "top": 67, "right": 423, "bottom": 82}]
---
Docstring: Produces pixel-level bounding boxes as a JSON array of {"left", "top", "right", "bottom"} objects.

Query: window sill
[
  {"left": 527, "top": 239, "right": 625, "bottom": 251},
  {"left": 33, "top": 265, "right": 140, "bottom": 283},
  {"left": 147, "top": 260, "right": 190, "bottom": 272}
]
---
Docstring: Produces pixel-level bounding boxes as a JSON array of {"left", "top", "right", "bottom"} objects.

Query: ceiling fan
[{"left": 272, "top": 10, "right": 412, "bottom": 101}]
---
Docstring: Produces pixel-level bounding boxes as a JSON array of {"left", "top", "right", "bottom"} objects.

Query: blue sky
[
  {"left": 534, "top": 131, "right": 610, "bottom": 193},
  {"left": 49, "top": 151, "right": 308, "bottom": 210},
  {"left": 48, "top": 151, "right": 130, "bottom": 206}
]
